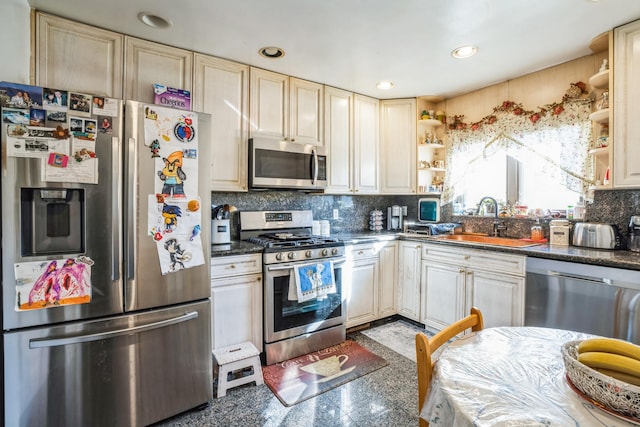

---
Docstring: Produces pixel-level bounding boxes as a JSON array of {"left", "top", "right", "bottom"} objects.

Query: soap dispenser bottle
[{"left": 531, "top": 219, "right": 543, "bottom": 241}]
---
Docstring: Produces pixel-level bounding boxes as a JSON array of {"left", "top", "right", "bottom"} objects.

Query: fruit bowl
[{"left": 562, "top": 340, "right": 640, "bottom": 419}]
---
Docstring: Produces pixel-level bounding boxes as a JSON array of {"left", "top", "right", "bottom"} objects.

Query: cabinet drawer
[
  {"left": 211, "top": 254, "right": 261, "bottom": 279},
  {"left": 347, "top": 243, "right": 380, "bottom": 260},
  {"left": 422, "top": 243, "right": 525, "bottom": 276}
]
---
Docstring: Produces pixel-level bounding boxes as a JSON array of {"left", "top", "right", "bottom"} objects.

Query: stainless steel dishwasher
[{"left": 525, "top": 257, "right": 640, "bottom": 344}]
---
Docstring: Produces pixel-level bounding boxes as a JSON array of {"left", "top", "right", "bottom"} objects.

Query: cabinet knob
[
  {"left": 256, "top": 276, "right": 262, "bottom": 281},
  {"left": 291, "top": 138, "right": 295, "bottom": 142},
  {"left": 464, "top": 255, "right": 470, "bottom": 260},
  {"left": 230, "top": 264, "right": 236, "bottom": 269},
  {"left": 358, "top": 251, "right": 364, "bottom": 255},
  {"left": 459, "top": 269, "right": 465, "bottom": 273}
]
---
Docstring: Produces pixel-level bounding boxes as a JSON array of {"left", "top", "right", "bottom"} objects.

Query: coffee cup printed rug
[{"left": 262, "top": 340, "right": 388, "bottom": 406}]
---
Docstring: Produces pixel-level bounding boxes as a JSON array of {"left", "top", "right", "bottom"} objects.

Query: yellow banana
[
  {"left": 578, "top": 351, "right": 640, "bottom": 377},
  {"left": 577, "top": 338, "right": 640, "bottom": 361},
  {"left": 596, "top": 368, "right": 640, "bottom": 387}
]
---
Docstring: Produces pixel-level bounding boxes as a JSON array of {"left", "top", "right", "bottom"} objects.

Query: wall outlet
[{"left": 333, "top": 209, "right": 339, "bottom": 219}]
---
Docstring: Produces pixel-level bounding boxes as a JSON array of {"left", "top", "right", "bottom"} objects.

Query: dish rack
[{"left": 562, "top": 340, "right": 640, "bottom": 420}]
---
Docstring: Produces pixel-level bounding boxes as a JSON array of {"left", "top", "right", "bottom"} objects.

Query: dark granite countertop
[
  {"left": 399, "top": 235, "right": 640, "bottom": 271},
  {"left": 210, "top": 241, "right": 263, "bottom": 257},
  {"left": 210, "top": 233, "right": 640, "bottom": 272}
]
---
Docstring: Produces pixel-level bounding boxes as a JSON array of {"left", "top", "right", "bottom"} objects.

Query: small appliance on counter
[
  {"left": 572, "top": 222, "right": 625, "bottom": 249},
  {"left": 211, "top": 219, "right": 231, "bottom": 244},
  {"left": 628, "top": 216, "right": 640, "bottom": 252},
  {"left": 549, "top": 220, "right": 571, "bottom": 246},
  {"left": 418, "top": 197, "right": 441, "bottom": 223},
  {"left": 387, "top": 205, "right": 407, "bottom": 231}
]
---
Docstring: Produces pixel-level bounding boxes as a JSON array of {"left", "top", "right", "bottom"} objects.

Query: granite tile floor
[{"left": 155, "top": 319, "right": 428, "bottom": 427}]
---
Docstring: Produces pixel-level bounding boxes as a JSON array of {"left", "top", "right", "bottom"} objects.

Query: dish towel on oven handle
[{"left": 288, "top": 261, "right": 336, "bottom": 303}]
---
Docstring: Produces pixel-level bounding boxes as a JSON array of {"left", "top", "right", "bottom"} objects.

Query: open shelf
[
  {"left": 589, "top": 69, "right": 610, "bottom": 89},
  {"left": 589, "top": 108, "right": 610, "bottom": 123}
]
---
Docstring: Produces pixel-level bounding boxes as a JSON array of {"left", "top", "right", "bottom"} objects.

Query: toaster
[{"left": 572, "top": 222, "right": 625, "bottom": 249}]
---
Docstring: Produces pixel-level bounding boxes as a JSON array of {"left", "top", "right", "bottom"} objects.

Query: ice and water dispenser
[{"left": 20, "top": 188, "right": 85, "bottom": 256}]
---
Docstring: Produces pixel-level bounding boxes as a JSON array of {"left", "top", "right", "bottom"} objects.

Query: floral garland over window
[{"left": 442, "top": 82, "right": 594, "bottom": 204}]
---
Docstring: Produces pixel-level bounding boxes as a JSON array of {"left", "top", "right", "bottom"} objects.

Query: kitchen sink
[{"left": 431, "top": 234, "right": 544, "bottom": 248}]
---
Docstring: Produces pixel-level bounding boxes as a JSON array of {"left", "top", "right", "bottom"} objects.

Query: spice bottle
[{"left": 531, "top": 219, "right": 543, "bottom": 241}]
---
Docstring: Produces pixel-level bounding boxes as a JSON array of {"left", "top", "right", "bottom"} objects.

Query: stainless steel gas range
[{"left": 240, "top": 210, "right": 346, "bottom": 365}]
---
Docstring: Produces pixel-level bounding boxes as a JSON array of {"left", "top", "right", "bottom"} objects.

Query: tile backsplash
[{"left": 212, "top": 189, "right": 640, "bottom": 240}]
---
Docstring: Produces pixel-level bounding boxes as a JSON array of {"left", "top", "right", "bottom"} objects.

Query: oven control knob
[
  {"left": 305, "top": 250, "right": 313, "bottom": 258},
  {"left": 288, "top": 252, "right": 296, "bottom": 260},
  {"left": 321, "top": 249, "right": 329, "bottom": 256},
  {"left": 331, "top": 248, "right": 339, "bottom": 255},
  {"left": 276, "top": 253, "right": 284, "bottom": 261}
]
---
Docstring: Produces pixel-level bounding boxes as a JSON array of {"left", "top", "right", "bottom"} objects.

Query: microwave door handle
[{"left": 312, "top": 149, "right": 318, "bottom": 185}]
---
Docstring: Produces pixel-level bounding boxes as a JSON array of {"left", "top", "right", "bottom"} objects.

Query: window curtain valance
[{"left": 442, "top": 96, "right": 593, "bottom": 205}]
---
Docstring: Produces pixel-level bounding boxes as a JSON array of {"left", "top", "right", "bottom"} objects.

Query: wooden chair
[{"left": 415, "top": 307, "right": 484, "bottom": 426}]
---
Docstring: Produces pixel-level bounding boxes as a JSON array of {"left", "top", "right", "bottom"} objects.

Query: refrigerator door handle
[
  {"left": 112, "top": 136, "right": 121, "bottom": 281},
  {"left": 126, "top": 136, "right": 137, "bottom": 280},
  {"left": 28, "top": 311, "right": 199, "bottom": 349}
]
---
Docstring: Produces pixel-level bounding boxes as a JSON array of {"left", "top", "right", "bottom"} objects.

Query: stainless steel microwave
[{"left": 249, "top": 138, "right": 327, "bottom": 190}]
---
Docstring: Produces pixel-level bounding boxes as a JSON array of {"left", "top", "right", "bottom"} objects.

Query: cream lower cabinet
[
  {"left": 344, "top": 241, "right": 397, "bottom": 328},
  {"left": 417, "top": 243, "right": 525, "bottom": 330},
  {"left": 210, "top": 254, "right": 263, "bottom": 351},
  {"left": 193, "top": 54, "right": 249, "bottom": 191},
  {"left": 397, "top": 241, "right": 422, "bottom": 321}
]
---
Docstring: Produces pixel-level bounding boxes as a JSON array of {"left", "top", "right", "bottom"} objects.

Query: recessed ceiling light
[
  {"left": 451, "top": 45, "right": 478, "bottom": 59},
  {"left": 259, "top": 47, "right": 285, "bottom": 59},
  {"left": 376, "top": 81, "right": 395, "bottom": 90},
  {"left": 138, "top": 12, "right": 172, "bottom": 29}
]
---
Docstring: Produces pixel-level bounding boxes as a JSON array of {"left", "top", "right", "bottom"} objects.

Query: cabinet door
[
  {"left": 378, "top": 242, "right": 398, "bottom": 318},
  {"left": 194, "top": 54, "right": 249, "bottom": 191},
  {"left": 324, "top": 86, "right": 353, "bottom": 194},
  {"left": 380, "top": 99, "right": 417, "bottom": 194},
  {"left": 211, "top": 273, "right": 263, "bottom": 351},
  {"left": 250, "top": 68, "right": 289, "bottom": 140},
  {"left": 467, "top": 270, "right": 524, "bottom": 328},
  {"left": 124, "top": 37, "right": 193, "bottom": 103},
  {"left": 290, "top": 77, "right": 323, "bottom": 145},
  {"left": 614, "top": 20, "right": 640, "bottom": 188},
  {"left": 397, "top": 242, "right": 422, "bottom": 321},
  {"left": 422, "top": 261, "right": 466, "bottom": 330},
  {"left": 353, "top": 94, "right": 379, "bottom": 194},
  {"left": 35, "top": 12, "right": 123, "bottom": 97},
  {"left": 345, "top": 257, "right": 379, "bottom": 328}
]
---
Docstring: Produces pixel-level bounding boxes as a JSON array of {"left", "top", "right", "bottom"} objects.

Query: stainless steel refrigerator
[{"left": 1, "top": 85, "right": 212, "bottom": 426}]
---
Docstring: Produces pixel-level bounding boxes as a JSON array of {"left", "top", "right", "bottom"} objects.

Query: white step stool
[{"left": 212, "top": 342, "right": 263, "bottom": 398}]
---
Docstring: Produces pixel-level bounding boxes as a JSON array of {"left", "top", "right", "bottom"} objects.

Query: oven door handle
[{"left": 266, "top": 257, "right": 347, "bottom": 272}]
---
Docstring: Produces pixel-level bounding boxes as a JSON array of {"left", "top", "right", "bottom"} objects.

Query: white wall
[{"left": 0, "top": 0, "right": 31, "bottom": 84}]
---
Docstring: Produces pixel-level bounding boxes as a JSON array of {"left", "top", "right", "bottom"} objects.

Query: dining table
[{"left": 421, "top": 326, "right": 640, "bottom": 426}]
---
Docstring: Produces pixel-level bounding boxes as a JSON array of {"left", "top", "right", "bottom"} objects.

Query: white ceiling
[{"left": 27, "top": 0, "right": 640, "bottom": 99}]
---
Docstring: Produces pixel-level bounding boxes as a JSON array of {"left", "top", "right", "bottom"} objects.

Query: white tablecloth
[{"left": 422, "top": 327, "right": 639, "bottom": 426}]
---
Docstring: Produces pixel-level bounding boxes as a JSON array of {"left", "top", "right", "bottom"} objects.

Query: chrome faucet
[{"left": 476, "top": 196, "right": 507, "bottom": 237}]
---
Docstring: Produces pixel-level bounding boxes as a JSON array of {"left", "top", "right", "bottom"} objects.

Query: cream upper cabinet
[
  {"left": 124, "top": 37, "right": 193, "bottom": 103},
  {"left": 380, "top": 99, "right": 417, "bottom": 194},
  {"left": 324, "top": 86, "right": 353, "bottom": 193},
  {"left": 249, "top": 68, "right": 323, "bottom": 145},
  {"left": 290, "top": 77, "right": 324, "bottom": 145},
  {"left": 613, "top": 20, "right": 640, "bottom": 188},
  {"left": 353, "top": 94, "right": 379, "bottom": 194},
  {"left": 35, "top": 12, "right": 123, "bottom": 97},
  {"left": 193, "top": 54, "right": 249, "bottom": 191}
]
